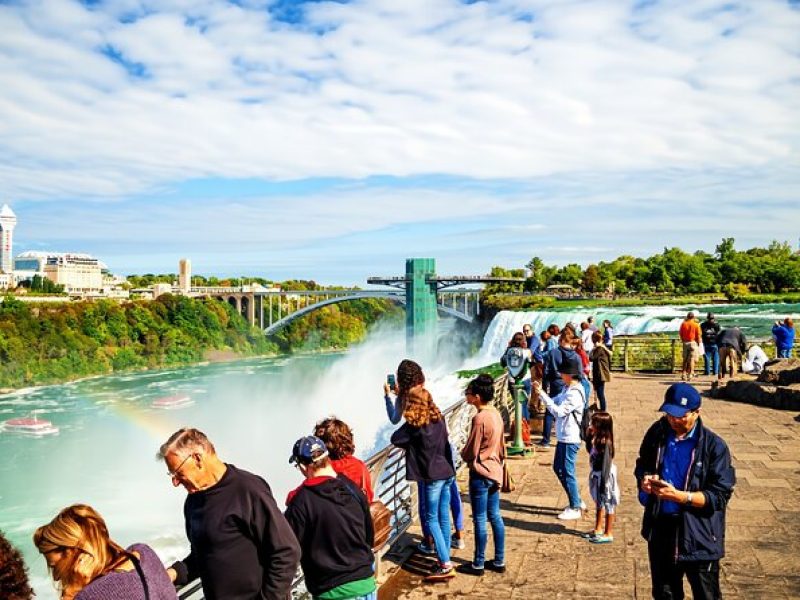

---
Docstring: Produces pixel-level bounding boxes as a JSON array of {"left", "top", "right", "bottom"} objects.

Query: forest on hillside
[
  {"left": 487, "top": 238, "right": 800, "bottom": 297},
  {"left": 0, "top": 294, "right": 399, "bottom": 389}
]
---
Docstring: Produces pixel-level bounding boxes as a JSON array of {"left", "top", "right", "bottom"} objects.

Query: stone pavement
[{"left": 378, "top": 373, "right": 800, "bottom": 599}]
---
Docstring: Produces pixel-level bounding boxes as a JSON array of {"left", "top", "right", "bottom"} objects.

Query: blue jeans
[
  {"left": 553, "top": 442, "right": 582, "bottom": 509},
  {"left": 778, "top": 348, "right": 792, "bottom": 358},
  {"left": 595, "top": 380, "right": 607, "bottom": 412},
  {"left": 423, "top": 477, "right": 453, "bottom": 565},
  {"left": 704, "top": 344, "right": 720, "bottom": 375},
  {"left": 418, "top": 478, "right": 463, "bottom": 538},
  {"left": 468, "top": 474, "right": 505, "bottom": 568}
]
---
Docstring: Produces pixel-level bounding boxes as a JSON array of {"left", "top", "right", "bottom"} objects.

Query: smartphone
[
  {"left": 387, "top": 374, "right": 396, "bottom": 388},
  {"left": 650, "top": 478, "right": 669, "bottom": 489}
]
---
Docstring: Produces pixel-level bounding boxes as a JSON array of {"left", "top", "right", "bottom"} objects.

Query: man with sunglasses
[
  {"left": 158, "top": 428, "right": 300, "bottom": 600},
  {"left": 634, "top": 383, "right": 735, "bottom": 599}
]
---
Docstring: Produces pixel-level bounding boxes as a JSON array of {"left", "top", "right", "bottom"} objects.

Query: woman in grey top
[{"left": 34, "top": 504, "right": 177, "bottom": 600}]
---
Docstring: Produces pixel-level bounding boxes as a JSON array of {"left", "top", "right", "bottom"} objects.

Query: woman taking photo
[
  {"left": 457, "top": 374, "right": 506, "bottom": 576},
  {"left": 34, "top": 504, "right": 177, "bottom": 600},
  {"left": 383, "top": 359, "right": 465, "bottom": 551},
  {"left": 390, "top": 383, "right": 457, "bottom": 581}
]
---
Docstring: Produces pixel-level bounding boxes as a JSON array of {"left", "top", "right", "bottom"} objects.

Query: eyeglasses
[{"left": 167, "top": 454, "right": 194, "bottom": 479}]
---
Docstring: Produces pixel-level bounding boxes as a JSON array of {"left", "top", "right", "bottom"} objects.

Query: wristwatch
[{"left": 685, "top": 492, "right": 693, "bottom": 505}]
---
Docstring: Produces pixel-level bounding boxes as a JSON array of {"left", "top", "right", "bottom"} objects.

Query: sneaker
[
  {"left": 456, "top": 563, "right": 484, "bottom": 576},
  {"left": 451, "top": 537, "right": 465, "bottom": 550},
  {"left": 557, "top": 508, "right": 582, "bottom": 520},
  {"left": 590, "top": 535, "right": 614, "bottom": 544},
  {"left": 416, "top": 542, "right": 435, "bottom": 555},
  {"left": 425, "top": 564, "right": 456, "bottom": 582},
  {"left": 485, "top": 560, "right": 506, "bottom": 574},
  {"left": 582, "top": 530, "right": 603, "bottom": 540}
]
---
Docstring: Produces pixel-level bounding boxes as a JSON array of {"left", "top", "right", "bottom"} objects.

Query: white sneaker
[
  {"left": 557, "top": 508, "right": 582, "bottom": 520},
  {"left": 580, "top": 500, "right": 587, "bottom": 510}
]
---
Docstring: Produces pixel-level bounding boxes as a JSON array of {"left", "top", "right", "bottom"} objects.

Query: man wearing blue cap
[
  {"left": 285, "top": 436, "right": 376, "bottom": 600},
  {"left": 634, "top": 383, "right": 735, "bottom": 599}
]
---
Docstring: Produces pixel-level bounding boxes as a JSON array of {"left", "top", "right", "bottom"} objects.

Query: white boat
[
  {"left": 151, "top": 394, "right": 193, "bottom": 410},
  {"left": 2, "top": 413, "right": 60, "bottom": 436}
]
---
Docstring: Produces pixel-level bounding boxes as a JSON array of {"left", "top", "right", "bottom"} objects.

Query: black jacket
[
  {"left": 391, "top": 418, "right": 455, "bottom": 482},
  {"left": 717, "top": 328, "right": 747, "bottom": 353},
  {"left": 701, "top": 320, "right": 720, "bottom": 346},
  {"left": 284, "top": 475, "right": 374, "bottom": 597},
  {"left": 171, "top": 464, "right": 301, "bottom": 600},
  {"left": 634, "top": 417, "right": 735, "bottom": 562}
]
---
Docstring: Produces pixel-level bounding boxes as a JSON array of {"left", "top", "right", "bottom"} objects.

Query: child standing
[{"left": 585, "top": 411, "right": 620, "bottom": 543}]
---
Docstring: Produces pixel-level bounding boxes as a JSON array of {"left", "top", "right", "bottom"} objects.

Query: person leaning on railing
[
  {"left": 33, "top": 504, "right": 177, "bottom": 600},
  {"left": 157, "top": 428, "right": 300, "bottom": 600}
]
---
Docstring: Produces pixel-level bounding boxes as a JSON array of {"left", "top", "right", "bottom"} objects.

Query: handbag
[
  {"left": 369, "top": 500, "right": 392, "bottom": 551},
  {"left": 501, "top": 461, "right": 515, "bottom": 493}
]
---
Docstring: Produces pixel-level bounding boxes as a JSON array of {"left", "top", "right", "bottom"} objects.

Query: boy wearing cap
[
  {"left": 285, "top": 436, "right": 376, "bottom": 600},
  {"left": 634, "top": 383, "right": 736, "bottom": 600}
]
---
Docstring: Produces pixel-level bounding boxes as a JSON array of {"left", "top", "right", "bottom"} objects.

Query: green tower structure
[{"left": 405, "top": 258, "right": 438, "bottom": 357}]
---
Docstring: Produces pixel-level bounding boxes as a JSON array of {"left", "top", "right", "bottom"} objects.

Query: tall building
[
  {"left": 178, "top": 258, "right": 191, "bottom": 293},
  {"left": 0, "top": 204, "right": 17, "bottom": 273},
  {"left": 43, "top": 253, "right": 104, "bottom": 294}
]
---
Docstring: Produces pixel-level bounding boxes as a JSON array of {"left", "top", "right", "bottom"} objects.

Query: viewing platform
[{"left": 379, "top": 374, "right": 800, "bottom": 599}]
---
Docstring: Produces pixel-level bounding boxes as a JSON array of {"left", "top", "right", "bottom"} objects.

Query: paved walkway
[{"left": 378, "top": 373, "right": 800, "bottom": 599}]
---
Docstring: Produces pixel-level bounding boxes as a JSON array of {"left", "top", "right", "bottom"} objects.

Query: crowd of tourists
[{"left": 5, "top": 310, "right": 799, "bottom": 599}]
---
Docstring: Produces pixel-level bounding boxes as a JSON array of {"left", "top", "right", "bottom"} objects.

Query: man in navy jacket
[{"left": 634, "top": 383, "right": 735, "bottom": 600}]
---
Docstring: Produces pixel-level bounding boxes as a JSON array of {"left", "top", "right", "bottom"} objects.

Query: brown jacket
[
  {"left": 590, "top": 344, "right": 612, "bottom": 383},
  {"left": 460, "top": 407, "right": 504, "bottom": 484}
]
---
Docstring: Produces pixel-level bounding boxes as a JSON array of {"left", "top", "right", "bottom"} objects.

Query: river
[{"left": 0, "top": 324, "right": 467, "bottom": 599}]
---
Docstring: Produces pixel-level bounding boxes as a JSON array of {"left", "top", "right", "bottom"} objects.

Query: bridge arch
[{"left": 262, "top": 293, "right": 473, "bottom": 336}]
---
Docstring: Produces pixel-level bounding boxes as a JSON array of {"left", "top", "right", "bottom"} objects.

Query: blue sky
[{"left": 1, "top": 0, "right": 799, "bottom": 284}]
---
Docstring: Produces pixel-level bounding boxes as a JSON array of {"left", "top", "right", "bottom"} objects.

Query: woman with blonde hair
[
  {"left": 34, "top": 504, "right": 177, "bottom": 600},
  {"left": 391, "top": 384, "right": 456, "bottom": 582}
]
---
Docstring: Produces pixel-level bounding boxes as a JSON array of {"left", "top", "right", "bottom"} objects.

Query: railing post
[
  {"left": 670, "top": 338, "right": 677, "bottom": 373},
  {"left": 623, "top": 339, "right": 629, "bottom": 372}
]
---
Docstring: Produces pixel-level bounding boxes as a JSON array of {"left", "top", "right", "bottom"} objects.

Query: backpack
[{"left": 571, "top": 383, "right": 592, "bottom": 441}]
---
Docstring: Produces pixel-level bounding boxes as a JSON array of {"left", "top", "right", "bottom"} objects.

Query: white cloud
[{"left": 0, "top": 0, "right": 797, "bottom": 199}]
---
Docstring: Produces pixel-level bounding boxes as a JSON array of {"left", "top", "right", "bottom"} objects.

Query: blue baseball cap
[
  {"left": 289, "top": 436, "right": 328, "bottom": 465},
  {"left": 659, "top": 383, "right": 701, "bottom": 417}
]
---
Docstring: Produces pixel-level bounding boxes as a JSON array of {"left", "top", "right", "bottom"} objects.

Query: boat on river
[
  {"left": 151, "top": 394, "right": 193, "bottom": 410},
  {"left": 2, "top": 413, "right": 60, "bottom": 436}
]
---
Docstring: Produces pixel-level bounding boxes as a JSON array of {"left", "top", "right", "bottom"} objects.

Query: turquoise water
[{"left": 0, "top": 325, "right": 469, "bottom": 599}]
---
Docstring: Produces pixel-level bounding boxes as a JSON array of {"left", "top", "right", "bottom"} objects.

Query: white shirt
[{"left": 538, "top": 382, "right": 585, "bottom": 444}]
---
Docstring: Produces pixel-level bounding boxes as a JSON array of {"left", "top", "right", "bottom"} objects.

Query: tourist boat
[
  {"left": 151, "top": 394, "right": 193, "bottom": 410},
  {"left": 2, "top": 413, "right": 60, "bottom": 436}
]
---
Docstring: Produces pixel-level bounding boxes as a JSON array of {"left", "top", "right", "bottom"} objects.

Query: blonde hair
[{"left": 33, "top": 505, "right": 127, "bottom": 598}]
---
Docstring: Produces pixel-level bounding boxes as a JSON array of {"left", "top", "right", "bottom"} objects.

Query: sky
[{"left": 1, "top": 0, "right": 799, "bottom": 284}]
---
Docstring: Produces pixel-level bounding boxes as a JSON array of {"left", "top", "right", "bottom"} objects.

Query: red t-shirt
[{"left": 331, "top": 455, "right": 374, "bottom": 503}]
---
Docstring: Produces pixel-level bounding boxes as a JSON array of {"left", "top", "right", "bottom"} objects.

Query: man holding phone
[{"left": 634, "top": 383, "right": 735, "bottom": 600}]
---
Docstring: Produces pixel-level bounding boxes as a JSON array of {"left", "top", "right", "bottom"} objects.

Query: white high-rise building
[{"left": 0, "top": 204, "right": 17, "bottom": 273}]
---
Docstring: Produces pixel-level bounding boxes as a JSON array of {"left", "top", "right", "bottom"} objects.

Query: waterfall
[{"left": 469, "top": 303, "right": 800, "bottom": 367}]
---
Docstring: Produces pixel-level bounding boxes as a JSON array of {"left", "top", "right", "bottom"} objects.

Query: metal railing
[
  {"left": 178, "top": 374, "right": 513, "bottom": 600},
  {"left": 611, "top": 336, "right": 798, "bottom": 373}
]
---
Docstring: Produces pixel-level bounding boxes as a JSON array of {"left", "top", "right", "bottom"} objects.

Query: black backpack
[{"left": 571, "top": 383, "right": 592, "bottom": 441}]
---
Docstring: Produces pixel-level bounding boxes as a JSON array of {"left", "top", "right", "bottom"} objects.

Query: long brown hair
[
  {"left": 402, "top": 387, "right": 442, "bottom": 428},
  {"left": 588, "top": 411, "right": 615, "bottom": 457},
  {"left": 33, "top": 505, "right": 128, "bottom": 599}
]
